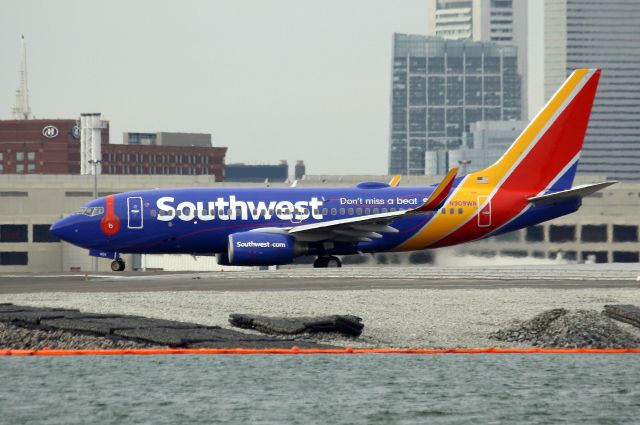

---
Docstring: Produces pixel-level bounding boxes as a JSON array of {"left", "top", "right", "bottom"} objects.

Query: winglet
[
  {"left": 415, "top": 167, "right": 459, "bottom": 212},
  {"left": 389, "top": 175, "right": 401, "bottom": 187}
]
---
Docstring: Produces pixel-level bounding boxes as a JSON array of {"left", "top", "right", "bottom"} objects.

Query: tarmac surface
[{"left": 0, "top": 264, "right": 638, "bottom": 293}]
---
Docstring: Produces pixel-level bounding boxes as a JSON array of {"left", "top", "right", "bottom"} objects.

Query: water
[{"left": 1, "top": 355, "right": 639, "bottom": 424}]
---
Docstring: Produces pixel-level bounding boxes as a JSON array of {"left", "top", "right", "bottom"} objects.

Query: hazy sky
[{"left": 1, "top": 0, "right": 543, "bottom": 175}]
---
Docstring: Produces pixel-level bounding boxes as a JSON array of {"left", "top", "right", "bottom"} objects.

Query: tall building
[
  {"left": 389, "top": 34, "right": 521, "bottom": 175},
  {"left": 544, "top": 0, "right": 640, "bottom": 181},
  {"left": 428, "top": 0, "right": 528, "bottom": 117}
]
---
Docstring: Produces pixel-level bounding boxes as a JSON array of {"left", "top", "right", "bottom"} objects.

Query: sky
[{"left": 0, "top": 0, "right": 544, "bottom": 175}]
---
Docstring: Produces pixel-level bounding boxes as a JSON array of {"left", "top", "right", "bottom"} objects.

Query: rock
[
  {"left": 0, "top": 304, "right": 333, "bottom": 349},
  {"left": 0, "top": 322, "right": 156, "bottom": 350},
  {"left": 229, "top": 314, "right": 364, "bottom": 337},
  {"left": 490, "top": 308, "right": 640, "bottom": 348},
  {"left": 604, "top": 305, "right": 640, "bottom": 329}
]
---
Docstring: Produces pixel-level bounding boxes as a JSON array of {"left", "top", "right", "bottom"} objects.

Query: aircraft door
[
  {"left": 127, "top": 197, "right": 144, "bottom": 229},
  {"left": 477, "top": 196, "right": 491, "bottom": 228}
]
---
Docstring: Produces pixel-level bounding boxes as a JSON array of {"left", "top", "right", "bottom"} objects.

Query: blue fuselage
[{"left": 50, "top": 182, "right": 580, "bottom": 259}]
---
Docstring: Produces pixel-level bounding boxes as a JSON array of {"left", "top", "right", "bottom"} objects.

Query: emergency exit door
[
  {"left": 477, "top": 196, "right": 491, "bottom": 228},
  {"left": 127, "top": 197, "right": 144, "bottom": 229}
]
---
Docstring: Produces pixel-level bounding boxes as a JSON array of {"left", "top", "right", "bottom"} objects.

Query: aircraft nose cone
[{"left": 50, "top": 217, "right": 74, "bottom": 242}]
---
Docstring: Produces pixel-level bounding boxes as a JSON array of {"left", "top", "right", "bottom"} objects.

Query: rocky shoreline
[
  {"left": 2, "top": 301, "right": 640, "bottom": 350},
  {"left": 0, "top": 303, "right": 330, "bottom": 350}
]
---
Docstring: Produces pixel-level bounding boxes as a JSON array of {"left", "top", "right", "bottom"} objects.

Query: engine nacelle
[{"left": 228, "top": 232, "right": 305, "bottom": 266}]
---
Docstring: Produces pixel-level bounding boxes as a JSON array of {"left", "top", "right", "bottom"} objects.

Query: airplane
[{"left": 50, "top": 68, "right": 615, "bottom": 271}]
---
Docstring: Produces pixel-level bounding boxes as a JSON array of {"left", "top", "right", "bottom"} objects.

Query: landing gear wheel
[
  {"left": 111, "top": 259, "right": 125, "bottom": 272},
  {"left": 326, "top": 256, "right": 342, "bottom": 268},
  {"left": 313, "top": 256, "right": 342, "bottom": 268}
]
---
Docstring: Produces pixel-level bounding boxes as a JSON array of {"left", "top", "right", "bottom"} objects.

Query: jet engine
[{"left": 227, "top": 232, "right": 307, "bottom": 266}]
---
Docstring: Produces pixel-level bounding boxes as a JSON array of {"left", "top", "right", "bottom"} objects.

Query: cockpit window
[{"left": 75, "top": 206, "right": 104, "bottom": 216}]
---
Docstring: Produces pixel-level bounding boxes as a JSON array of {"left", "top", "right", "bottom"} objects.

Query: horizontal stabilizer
[{"left": 528, "top": 181, "right": 617, "bottom": 205}]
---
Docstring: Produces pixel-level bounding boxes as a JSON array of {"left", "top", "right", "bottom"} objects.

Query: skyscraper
[
  {"left": 389, "top": 34, "right": 521, "bottom": 175},
  {"left": 428, "top": 0, "right": 528, "bottom": 117},
  {"left": 545, "top": 0, "right": 640, "bottom": 181}
]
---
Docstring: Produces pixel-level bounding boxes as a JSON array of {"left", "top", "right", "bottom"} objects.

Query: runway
[{"left": 0, "top": 264, "right": 638, "bottom": 294}]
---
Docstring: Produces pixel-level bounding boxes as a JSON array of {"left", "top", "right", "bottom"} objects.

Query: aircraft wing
[
  {"left": 528, "top": 181, "right": 617, "bottom": 205},
  {"left": 253, "top": 168, "right": 458, "bottom": 243}
]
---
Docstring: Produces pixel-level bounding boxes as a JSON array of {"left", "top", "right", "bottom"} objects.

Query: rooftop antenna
[{"left": 11, "top": 35, "right": 32, "bottom": 120}]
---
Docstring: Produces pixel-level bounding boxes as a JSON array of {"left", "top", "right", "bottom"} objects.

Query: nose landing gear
[
  {"left": 110, "top": 258, "right": 126, "bottom": 272},
  {"left": 313, "top": 256, "right": 342, "bottom": 268}
]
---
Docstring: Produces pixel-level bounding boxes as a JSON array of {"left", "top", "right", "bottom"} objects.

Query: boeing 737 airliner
[{"left": 51, "top": 69, "right": 614, "bottom": 271}]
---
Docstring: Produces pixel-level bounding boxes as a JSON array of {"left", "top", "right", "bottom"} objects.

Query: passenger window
[
  {"left": 390, "top": 208, "right": 396, "bottom": 212},
  {"left": 458, "top": 208, "right": 463, "bottom": 214},
  {"left": 356, "top": 208, "right": 362, "bottom": 215},
  {"left": 450, "top": 208, "right": 455, "bottom": 214},
  {"left": 382, "top": 208, "right": 388, "bottom": 213},
  {"left": 150, "top": 210, "right": 157, "bottom": 217},
  {"left": 331, "top": 208, "right": 337, "bottom": 215},
  {"left": 176, "top": 210, "right": 182, "bottom": 216},
  {"left": 348, "top": 208, "right": 354, "bottom": 215},
  {"left": 339, "top": 208, "right": 345, "bottom": 215},
  {"left": 373, "top": 208, "right": 379, "bottom": 214},
  {"left": 441, "top": 208, "right": 446, "bottom": 214},
  {"left": 322, "top": 208, "right": 328, "bottom": 215}
]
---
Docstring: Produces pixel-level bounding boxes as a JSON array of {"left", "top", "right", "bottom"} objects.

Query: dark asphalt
[{"left": 0, "top": 273, "right": 637, "bottom": 294}]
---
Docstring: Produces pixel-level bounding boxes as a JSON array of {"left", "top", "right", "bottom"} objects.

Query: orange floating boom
[{"left": 1, "top": 347, "right": 640, "bottom": 356}]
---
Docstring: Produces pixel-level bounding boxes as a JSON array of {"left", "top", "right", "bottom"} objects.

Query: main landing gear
[
  {"left": 111, "top": 258, "right": 126, "bottom": 272},
  {"left": 313, "top": 256, "right": 342, "bottom": 268}
]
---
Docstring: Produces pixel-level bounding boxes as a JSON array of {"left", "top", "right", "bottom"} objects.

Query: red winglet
[{"left": 415, "top": 167, "right": 459, "bottom": 212}]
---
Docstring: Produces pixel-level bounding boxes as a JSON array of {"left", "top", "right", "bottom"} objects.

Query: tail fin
[{"left": 471, "top": 69, "right": 600, "bottom": 193}]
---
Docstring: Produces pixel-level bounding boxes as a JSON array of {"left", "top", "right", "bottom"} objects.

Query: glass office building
[
  {"left": 389, "top": 34, "right": 521, "bottom": 175},
  {"left": 545, "top": 0, "right": 640, "bottom": 181}
]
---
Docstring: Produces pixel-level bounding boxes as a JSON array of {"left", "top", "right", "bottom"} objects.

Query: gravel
[
  {"left": 489, "top": 308, "right": 640, "bottom": 348},
  {"left": 1, "top": 288, "right": 640, "bottom": 348}
]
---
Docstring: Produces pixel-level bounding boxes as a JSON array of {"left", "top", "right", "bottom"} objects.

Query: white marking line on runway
[{"left": 0, "top": 274, "right": 90, "bottom": 279}]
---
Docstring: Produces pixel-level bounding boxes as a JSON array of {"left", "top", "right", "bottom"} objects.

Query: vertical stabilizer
[{"left": 472, "top": 69, "right": 601, "bottom": 193}]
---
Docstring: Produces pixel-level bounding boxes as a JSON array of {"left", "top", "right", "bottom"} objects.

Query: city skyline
[{"left": 1, "top": 0, "right": 544, "bottom": 175}]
